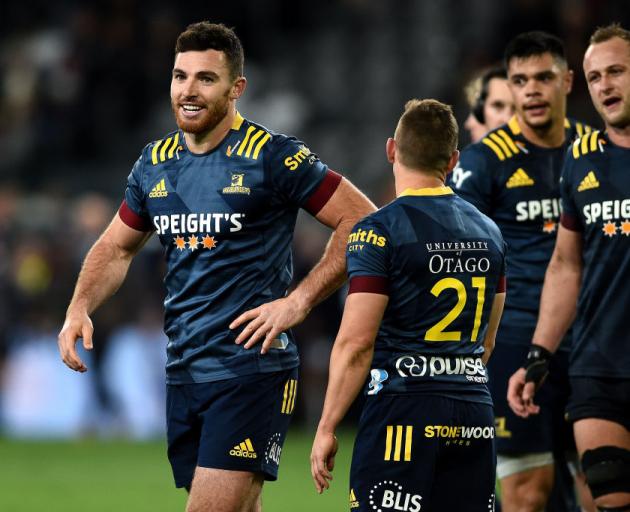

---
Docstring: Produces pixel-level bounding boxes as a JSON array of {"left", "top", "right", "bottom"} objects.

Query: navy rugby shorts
[
  {"left": 349, "top": 393, "right": 496, "bottom": 512},
  {"left": 487, "top": 341, "right": 574, "bottom": 455},
  {"left": 566, "top": 376, "right": 630, "bottom": 431},
  {"left": 166, "top": 367, "right": 298, "bottom": 488}
]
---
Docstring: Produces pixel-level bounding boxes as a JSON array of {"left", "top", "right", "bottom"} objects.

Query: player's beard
[{"left": 172, "top": 90, "right": 230, "bottom": 135}]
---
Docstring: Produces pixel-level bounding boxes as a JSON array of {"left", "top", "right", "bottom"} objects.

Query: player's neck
[
  {"left": 394, "top": 166, "right": 445, "bottom": 196},
  {"left": 517, "top": 113, "right": 566, "bottom": 148},
  {"left": 605, "top": 123, "right": 630, "bottom": 148},
  {"left": 183, "top": 108, "right": 236, "bottom": 154}
]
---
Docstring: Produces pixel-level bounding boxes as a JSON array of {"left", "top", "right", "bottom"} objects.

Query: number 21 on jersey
[{"left": 425, "top": 277, "right": 486, "bottom": 342}]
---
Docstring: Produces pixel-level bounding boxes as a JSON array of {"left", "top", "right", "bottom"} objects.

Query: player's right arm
[
  {"left": 58, "top": 216, "right": 152, "bottom": 372},
  {"left": 507, "top": 224, "right": 583, "bottom": 417}
]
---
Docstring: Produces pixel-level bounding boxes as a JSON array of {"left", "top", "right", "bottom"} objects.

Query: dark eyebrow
[
  {"left": 534, "top": 70, "right": 555, "bottom": 80},
  {"left": 196, "top": 71, "right": 219, "bottom": 79}
]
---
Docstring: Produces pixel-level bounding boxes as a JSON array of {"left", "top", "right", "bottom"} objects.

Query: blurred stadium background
[{"left": 1, "top": 1, "right": 628, "bottom": 510}]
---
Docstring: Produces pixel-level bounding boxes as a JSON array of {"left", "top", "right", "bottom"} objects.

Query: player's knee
[
  {"left": 581, "top": 446, "right": 630, "bottom": 510},
  {"left": 502, "top": 480, "right": 549, "bottom": 511}
]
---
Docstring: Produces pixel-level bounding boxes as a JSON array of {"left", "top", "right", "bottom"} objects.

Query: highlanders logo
[
  {"left": 222, "top": 173, "right": 251, "bottom": 195},
  {"left": 368, "top": 480, "right": 422, "bottom": 512},
  {"left": 264, "top": 433, "right": 283, "bottom": 466}
]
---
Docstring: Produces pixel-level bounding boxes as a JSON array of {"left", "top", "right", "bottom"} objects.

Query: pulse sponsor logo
[
  {"left": 368, "top": 480, "right": 422, "bottom": 512},
  {"left": 395, "top": 355, "right": 487, "bottom": 383},
  {"left": 153, "top": 213, "right": 244, "bottom": 235},
  {"left": 264, "top": 433, "right": 282, "bottom": 466},
  {"left": 424, "top": 425, "right": 495, "bottom": 439}
]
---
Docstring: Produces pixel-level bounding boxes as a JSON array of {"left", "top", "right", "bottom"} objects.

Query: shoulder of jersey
[
  {"left": 144, "top": 129, "right": 183, "bottom": 166},
  {"left": 570, "top": 128, "right": 606, "bottom": 160},
  {"left": 227, "top": 115, "right": 275, "bottom": 161},
  {"left": 476, "top": 119, "right": 523, "bottom": 162}
]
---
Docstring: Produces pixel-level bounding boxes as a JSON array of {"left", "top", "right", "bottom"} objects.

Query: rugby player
[
  {"left": 57, "top": 22, "right": 375, "bottom": 512},
  {"left": 311, "top": 99, "right": 506, "bottom": 511},
  {"left": 508, "top": 24, "right": 630, "bottom": 511},
  {"left": 464, "top": 66, "right": 515, "bottom": 143},
  {"left": 450, "top": 31, "right": 593, "bottom": 511}
]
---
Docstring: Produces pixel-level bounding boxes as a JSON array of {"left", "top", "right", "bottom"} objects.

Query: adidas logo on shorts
[{"left": 229, "top": 438, "right": 257, "bottom": 459}]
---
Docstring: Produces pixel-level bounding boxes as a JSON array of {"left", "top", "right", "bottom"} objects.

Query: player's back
[{"left": 347, "top": 185, "right": 506, "bottom": 403}]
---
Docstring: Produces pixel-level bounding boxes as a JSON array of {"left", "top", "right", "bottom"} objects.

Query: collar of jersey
[
  {"left": 400, "top": 186, "right": 453, "bottom": 197},
  {"left": 232, "top": 111, "right": 245, "bottom": 130}
]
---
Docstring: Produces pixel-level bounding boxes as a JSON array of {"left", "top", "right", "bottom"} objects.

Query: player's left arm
[
  {"left": 232, "top": 176, "right": 376, "bottom": 353},
  {"left": 310, "top": 291, "right": 388, "bottom": 493}
]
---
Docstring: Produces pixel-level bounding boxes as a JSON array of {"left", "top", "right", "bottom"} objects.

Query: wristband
[{"left": 523, "top": 344, "right": 552, "bottom": 386}]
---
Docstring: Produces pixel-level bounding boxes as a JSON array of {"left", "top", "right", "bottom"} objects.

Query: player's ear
[
  {"left": 230, "top": 77, "right": 247, "bottom": 100},
  {"left": 445, "top": 150, "right": 460, "bottom": 174},
  {"left": 386, "top": 137, "right": 396, "bottom": 164},
  {"left": 564, "top": 68, "right": 574, "bottom": 95}
]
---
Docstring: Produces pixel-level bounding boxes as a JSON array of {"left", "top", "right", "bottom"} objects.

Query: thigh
[
  {"left": 428, "top": 401, "right": 497, "bottom": 511},
  {"left": 197, "top": 368, "right": 298, "bottom": 481},
  {"left": 187, "top": 467, "right": 264, "bottom": 512}
]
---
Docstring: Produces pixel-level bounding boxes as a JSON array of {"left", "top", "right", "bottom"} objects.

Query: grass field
[{"left": 0, "top": 429, "right": 354, "bottom": 512}]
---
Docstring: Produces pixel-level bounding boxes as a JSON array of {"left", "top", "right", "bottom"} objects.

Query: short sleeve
[
  {"left": 118, "top": 154, "right": 153, "bottom": 232},
  {"left": 448, "top": 145, "right": 494, "bottom": 214},
  {"left": 346, "top": 217, "right": 391, "bottom": 295},
  {"left": 267, "top": 136, "right": 341, "bottom": 216},
  {"left": 559, "top": 151, "right": 582, "bottom": 232}
]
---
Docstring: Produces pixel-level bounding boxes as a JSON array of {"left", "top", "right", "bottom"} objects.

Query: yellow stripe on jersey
[
  {"left": 576, "top": 122, "right": 584, "bottom": 138},
  {"left": 581, "top": 132, "right": 592, "bottom": 155},
  {"left": 252, "top": 133, "right": 271, "bottom": 160},
  {"left": 497, "top": 130, "right": 519, "bottom": 154},
  {"left": 281, "top": 380, "right": 289, "bottom": 414},
  {"left": 489, "top": 132, "right": 513, "bottom": 158},
  {"left": 168, "top": 132, "right": 180, "bottom": 159},
  {"left": 590, "top": 130, "right": 599, "bottom": 151},
  {"left": 244, "top": 130, "right": 265, "bottom": 158},
  {"left": 404, "top": 426, "right": 413, "bottom": 462},
  {"left": 384, "top": 426, "right": 393, "bottom": 461},
  {"left": 508, "top": 116, "right": 521, "bottom": 135},
  {"left": 584, "top": 124, "right": 592, "bottom": 134},
  {"left": 394, "top": 425, "right": 403, "bottom": 461},
  {"left": 151, "top": 140, "right": 163, "bottom": 165},
  {"left": 572, "top": 138, "right": 581, "bottom": 159},
  {"left": 289, "top": 380, "right": 298, "bottom": 413},
  {"left": 564, "top": 118, "right": 571, "bottom": 129},
  {"left": 160, "top": 136, "right": 173, "bottom": 162},
  {"left": 482, "top": 137, "right": 506, "bottom": 161},
  {"left": 237, "top": 126, "right": 257, "bottom": 156}
]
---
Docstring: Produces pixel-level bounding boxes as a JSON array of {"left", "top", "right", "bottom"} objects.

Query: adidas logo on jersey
[
  {"left": 577, "top": 171, "right": 600, "bottom": 192},
  {"left": 149, "top": 178, "right": 168, "bottom": 198},
  {"left": 229, "top": 438, "right": 257, "bottom": 459},
  {"left": 506, "top": 168, "right": 534, "bottom": 188}
]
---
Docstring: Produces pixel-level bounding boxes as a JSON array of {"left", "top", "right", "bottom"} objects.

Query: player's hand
[
  {"left": 310, "top": 430, "right": 338, "bottom": 494},
  {"left": 230, "top": 295, "right": 310, "bottom": 354},
  {"left": 57, "top": 311, "right": 94, "bottom": 372},
  {"left": 507, "top": 367, "right": 540, "bottom": 418}
]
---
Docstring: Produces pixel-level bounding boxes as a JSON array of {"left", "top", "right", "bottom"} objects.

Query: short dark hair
[
  {"left": 395, "top": 99, "right": 458, "bottom": 177},
  {"left": 504, "top": 31, "right": 566, "bottom": 68},
  {"left": 590, "top": 23, "right": 630, "bottom": 49},
  {"left": 175, "top": 22, "right": 244, "bottom": 80}
]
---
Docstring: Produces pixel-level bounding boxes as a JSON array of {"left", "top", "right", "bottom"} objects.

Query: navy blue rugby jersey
[
  {"left": 560, "top": 131, "right": 630, "bottom": 378},
  {"left": 119, "top": 112, "right": 341, "bottom": 384},
  {"left": 449, "top": 116, "right": 590, "bottom": 346},
  {"left": 346, "top": 186, "right": 506, "bottom": 405}
]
